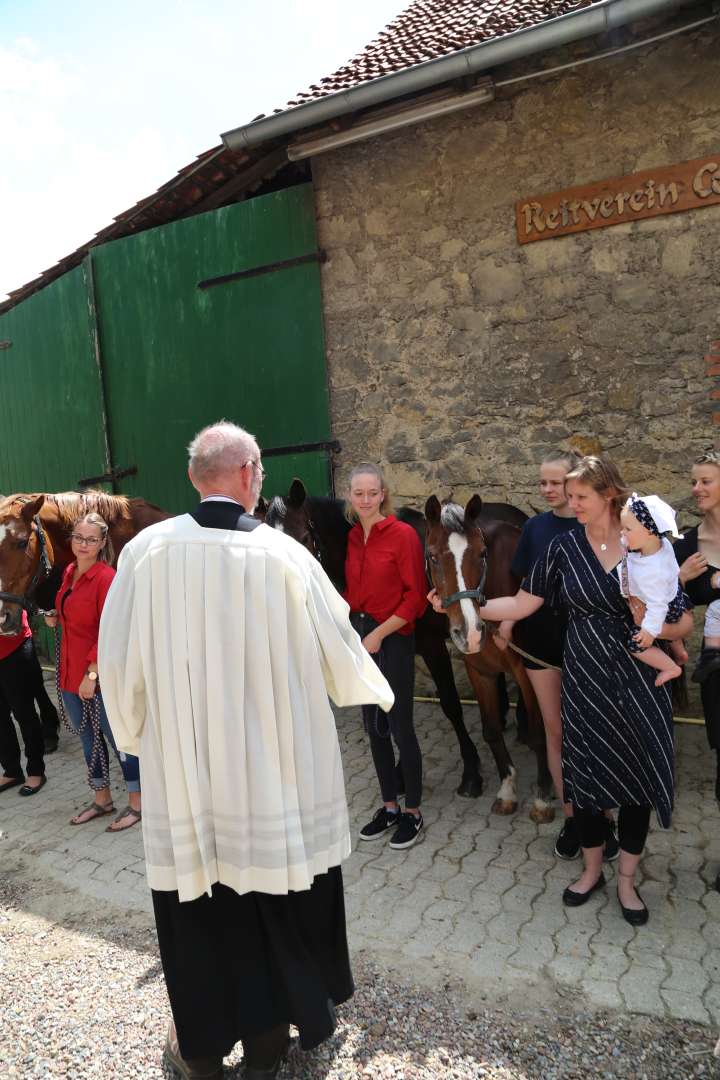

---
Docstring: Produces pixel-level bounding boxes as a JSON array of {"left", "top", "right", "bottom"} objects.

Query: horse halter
[
  {"left": 0, "top": 515, "right": 54, "bottom": 615},
  {"left": 426, "top": 532, "right": 489, "bottom": 609}
]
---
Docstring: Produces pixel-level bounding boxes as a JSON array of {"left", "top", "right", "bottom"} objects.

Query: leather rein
[{"left": 0, "top": 515, "right": 54, "bottom": 616}]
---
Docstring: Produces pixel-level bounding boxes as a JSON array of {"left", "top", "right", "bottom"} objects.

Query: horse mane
[
  {"left": 440, "top": 501, "right": 466, "bottom": 534},
  {"left": 4, "top": 491, "right": 133, "bottom": 528},
  {"left": 265, "top": 495, "right": 286, "bottom": 527}
]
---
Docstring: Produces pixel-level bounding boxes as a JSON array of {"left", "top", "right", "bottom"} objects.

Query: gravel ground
[{"left": 1, "top": 854, "right": 719, "bottom": 1079}]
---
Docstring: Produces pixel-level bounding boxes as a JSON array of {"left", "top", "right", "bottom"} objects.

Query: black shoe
[
  {"left": 691, "top": 648, "right": 720, "bottom": 684},
  {"left": 603, "top": 818, "right": 619, "bottom": 862},
  {"left": 389, "top": 811, "right": 424, "bottom": 850},
  {"left": 554, "top": 818, "right": 581, "bottom": 860},
  {"left": 244, "top": 1034, "right": 292, "bottom": 1079},
  {"left": 562, "top": 872, "right": 606, "bottom": 907},
  {"left": 19, "top": 776, "right": 47, "bottom": 797},
  {"left": 617, "top": 887, "right": 649, "bottom": 926},
  {"left": 359, "top": 806, "right": 399, "bottom": 841}
]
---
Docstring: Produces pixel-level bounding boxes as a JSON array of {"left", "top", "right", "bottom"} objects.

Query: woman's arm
[
  {"left": 480, "top": 590, "right": 544, "bottom": 623},
  {"left": 362, "top": 614, "right": 407, "bottom": 654}
]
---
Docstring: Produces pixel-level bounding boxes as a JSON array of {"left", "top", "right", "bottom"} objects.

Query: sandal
[
  {"left": 70, "top": 801, "right": 115, "bottom": 825},
  {"left": 106, "top": 805, "right": 142, "bottom": 833}
]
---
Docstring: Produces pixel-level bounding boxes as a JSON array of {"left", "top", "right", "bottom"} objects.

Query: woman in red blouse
[
  {"left": 344, "top": 463, "right": 427, "bottom": 850},
  {"left": 45, "top": 512, "right": 141, "bottom": 831}
]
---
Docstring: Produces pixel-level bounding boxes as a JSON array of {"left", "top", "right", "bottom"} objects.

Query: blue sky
[{"left": 0, "top": 0, "right": 404, "bottom": 299}]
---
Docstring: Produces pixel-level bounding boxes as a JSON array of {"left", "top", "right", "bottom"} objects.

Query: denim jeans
[{"left": 61, "top": 689, "right": 140, "bottom": 793}]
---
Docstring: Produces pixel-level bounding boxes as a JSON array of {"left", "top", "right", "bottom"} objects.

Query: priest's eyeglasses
[{"left": 242, "top": 460, "right": 265, "bottom": 478}]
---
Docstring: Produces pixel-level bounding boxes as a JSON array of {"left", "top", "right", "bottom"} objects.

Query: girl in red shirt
[
  {"left": 45, "top": 513, "right": 141, "bottom": 831},
  {"left": 344, "top": 463, "right": 427, "bottom": 850}
]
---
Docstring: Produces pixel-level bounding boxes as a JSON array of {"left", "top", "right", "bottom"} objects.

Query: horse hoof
[
  {"left": 529, "top": 802, "right": 555, "bottom": 824},
  {"left": 491, "top": 799, "right": 517, "bottom": 815},
  {"left": 456, "top": 776, "right": 484, "bottom": 799}
]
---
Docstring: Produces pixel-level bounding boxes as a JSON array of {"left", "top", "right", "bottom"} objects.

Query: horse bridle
[
  {"left": 0, "top": 515, "right": 54, "bottom": 616},
  {"left": 426, "top": 532, "right": 489, "bottom": 609}
]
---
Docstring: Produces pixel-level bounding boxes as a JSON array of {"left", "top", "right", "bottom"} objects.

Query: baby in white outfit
[{"left": 619, "top": 494, "right": 688, "bottom": 687}]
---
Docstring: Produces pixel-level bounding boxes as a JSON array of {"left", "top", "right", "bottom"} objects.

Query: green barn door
[{"left": 92, "top": 184, "right": 333, "bottom": 514}]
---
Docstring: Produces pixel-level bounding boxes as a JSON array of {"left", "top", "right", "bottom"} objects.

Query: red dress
[
  {"left": 343, "top": 515, "right": 427, "bottom": 634},
  {"left": 56, "top": 561, "right": 116, "bottom": 694}
]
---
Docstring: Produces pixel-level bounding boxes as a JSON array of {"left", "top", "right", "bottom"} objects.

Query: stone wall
[{"left": 313, "top": 10, "right": 720, "bottom": 530}]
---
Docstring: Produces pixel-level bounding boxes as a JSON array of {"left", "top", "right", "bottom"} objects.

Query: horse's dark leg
[
  {"left": 417, "top": 636, "right": 483, "bottom": 798},
  {"left": 497, "top": 673, "right": 509, "bottom": 730},
  {"left": 511, "top": 658, "right": 554, "bottom": 822},
  {"left": 464, "top": 661, "right": 517, "bottom": 813},
  {"left": 514, "top": 687, "right": 529, "bottom": 744}
]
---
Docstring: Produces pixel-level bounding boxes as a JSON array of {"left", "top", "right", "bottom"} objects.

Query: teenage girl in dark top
[{"left": 495, "top": 450, "right": 618, "bottom": 862}]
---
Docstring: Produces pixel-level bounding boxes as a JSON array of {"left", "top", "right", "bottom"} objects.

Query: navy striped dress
[{"left": 525, "top": 529, "right": 676, "bottom": 828}]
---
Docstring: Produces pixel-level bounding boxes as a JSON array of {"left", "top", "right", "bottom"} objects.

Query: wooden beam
[{"left": 181, "top": 148, "right": 288, "bottom": 217}]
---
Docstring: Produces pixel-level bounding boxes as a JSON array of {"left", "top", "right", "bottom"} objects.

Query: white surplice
[{"left": 98, "top": 515, "right": 394, "bottom": 902}]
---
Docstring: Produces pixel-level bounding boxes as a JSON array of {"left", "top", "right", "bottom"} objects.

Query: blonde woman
[
  {"left": 45, "top": 513, "right": 141, "bottom": 831},
  {"left": 452, "top": 457, "right": 692, "bottom": 926},
  {"left": 343, "top": 463, "right": 427, "bottom": 850}
]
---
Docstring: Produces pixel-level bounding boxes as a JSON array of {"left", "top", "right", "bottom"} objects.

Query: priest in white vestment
[{"left": 98, "top": 421, "right": 393, "bottom": 1080}]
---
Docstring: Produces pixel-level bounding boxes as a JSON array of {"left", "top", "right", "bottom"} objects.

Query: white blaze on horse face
[{"left": 447, "top": 532, "right": 482, "bottom": 651}]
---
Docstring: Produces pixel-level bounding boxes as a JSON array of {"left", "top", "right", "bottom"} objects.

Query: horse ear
[
  {"left": 425, "top": 495, "right": 441, "bottom": 523},
  {"left": 288, "top": 478, "right": 306, "bottom": 508},
  {"left": 255, "top": 495, "right": 267, "bottom": 519},
  {"left": 20, "top": 494, "right": 45, "bottom": 520},
  {"left": 465, "top": 494, "right": 483, "bottom": 528}
]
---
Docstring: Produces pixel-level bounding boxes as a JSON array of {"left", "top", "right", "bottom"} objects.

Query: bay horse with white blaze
[
  {"left": 425, "top": 494, "right": 553, "bottom": 820},
  {"left": 0, "top": 491, "right": 170, "bottom": 634},
  {"left": 266, "top": 479, "right": 540, "bottom": 811}
]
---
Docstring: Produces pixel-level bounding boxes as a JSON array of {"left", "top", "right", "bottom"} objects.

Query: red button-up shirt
[
  {"left": 0, "top": 610, "right": 32, "bottom": 661},
  {"left": 56, "top": 560, "right": 116, "bottom": 693},
  {"left": 343, "top": 515, "right": 427, "bottom": 635}
]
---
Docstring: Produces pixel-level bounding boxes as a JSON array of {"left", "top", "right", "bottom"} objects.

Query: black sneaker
[
  {"left": 603, "top": 817, "right": 619, "bottom": 862},
  {"left": 389, "top": 812, "right": 423, "bottom": 850},
  {"left": 359, "top": 806, "right": 399, "bottom": 841},
  {"left": 554, "top": 818, "right": 581, "bottom": 860}
]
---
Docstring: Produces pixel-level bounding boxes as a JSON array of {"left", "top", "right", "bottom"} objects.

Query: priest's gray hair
[{"left": 188, "top": 420, "right": 260, "bottom": 482}]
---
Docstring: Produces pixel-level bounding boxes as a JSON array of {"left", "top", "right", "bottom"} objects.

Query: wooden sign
[{"left": 516, "top": 154, "right": 720, "bottom": 244}]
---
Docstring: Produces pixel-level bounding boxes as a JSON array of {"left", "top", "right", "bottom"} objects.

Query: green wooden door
[
  {"left": 92, "top": 184, "right": 333, "bottom": 513},
  {"left": 0, "top": 264, "right": 108, "bottom": 494}
]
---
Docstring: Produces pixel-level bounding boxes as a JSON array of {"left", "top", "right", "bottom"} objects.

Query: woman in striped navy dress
[{"left": 477, "top": 457, "right": 693, "bottom": 926}]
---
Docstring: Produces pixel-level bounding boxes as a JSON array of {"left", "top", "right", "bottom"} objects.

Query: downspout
[{"left": 222, "top": 0, "right": 698, "bottom": 151}]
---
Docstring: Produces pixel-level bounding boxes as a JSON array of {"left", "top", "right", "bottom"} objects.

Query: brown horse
[
  {"left": 425, "top": 494, "right": 554, "bottom": 822},
  {"left": 0, "top": 491, "right": 170, "bottom": 634}
]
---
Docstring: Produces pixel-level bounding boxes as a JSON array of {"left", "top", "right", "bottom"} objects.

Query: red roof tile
[{"left": 287, "top": 0, "right": 595, "bottom": 106}]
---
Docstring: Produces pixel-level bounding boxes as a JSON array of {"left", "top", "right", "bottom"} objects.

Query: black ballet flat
[
  {"left": 19, "top": 776, "right": 47, "bottom": 797},
  {"left": 0, "top": 777, "right": 23, "bottom": 794},
  {"left": 562, "top": 872, "right": 606, "bottom": 907},
  {"left": 617, "top": 887, "right": 649, "bottom": 926}
]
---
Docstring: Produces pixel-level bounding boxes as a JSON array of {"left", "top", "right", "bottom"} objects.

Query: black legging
[
  {"left": 352, "top": 612, "right": 422, "bottom": 809},
  {"left": 574, "top": 805, "right": 651, "bottom": 856}
]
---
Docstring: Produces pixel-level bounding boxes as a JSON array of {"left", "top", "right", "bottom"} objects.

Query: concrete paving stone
[
  {"left": 483, "top": 911, "right": 529, "bottom": 945},
  {"left": 469, "top": 831, "right": 506, "bottom": 855},
  {"left": 582, "top": 978, "right": 626, "bottom": 1011},
  {"left": 501, "top": 883, "right": 544, "bottom": 915},
  {"left": 401, "top": 918, "right": 453, "bottom": 959},
  {"left": 659, "top": 989, "right": 710, "bottom": 1024},
  {"left": 488, "top": 846, "right": 530, "bottom": 873},
  {"left": 468, "top": 886, "right": 503, "bottom": 920},
  {"left": 422, "top": 897, "right": 467, "bottom": 924},
  {"left": 547, "top": 954, "right": 591, "bottom": 987},
  {"left": 586, "top": 943, "right": 631, "bottom": 981},
  {"left": 667, "top": 897, "right": 707, "bottom": 930},
  {"left": 481, "top": 867, "right": 516, "bottom": 894},
  {"left": 554, "top": 924, "right": 596, "bottom": 960},
  {"left": 641, "top": 854, "right": 672, "bottom": 880},
  {"left": 701, "top": 949, "right": 720, "bottom": 983},
  {"left": 346, "top": 867, "right": 388, "bottom": 899},
  {"left": 700, "top": 919, "right": 720, "bottom": 948},
  {"left": 514, "top": 859, "right": 550, "bottom": 887},
  {"left": 618, "top": 968, "right": 666, "bottom": 1017},
  {"left": 508, "top": 931, "right": 555, "bottom": 969},
  {"left": 669, "top": 870, "right": 711, "bottom": 901},
  {"left": 440, "top": 836, "right": 477, "bottom": 862},
  {"left": 665, "top": 928, "right": 708, "bottom": 962},
  {"left": 425, "top": 855, "right": 462, "bottom": 884},
  {"left": 472, "top": 938, "right": 520, "bottom": 980},
  {"left": 442, "top": 916, "right": 488, "bottom": 955},
  {"left": 522, "top": 906, "right": 568, "bottom": 937},
  {"left": 700, "top": 888, "right": 720, "bottom": 917},
  {"left": 662, "top": 956, "right": 710, "bottom": 995}
]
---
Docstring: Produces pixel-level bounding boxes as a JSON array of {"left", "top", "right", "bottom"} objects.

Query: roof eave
[{"left": 221, "top": 0, "right": 696, "bottom": 152}]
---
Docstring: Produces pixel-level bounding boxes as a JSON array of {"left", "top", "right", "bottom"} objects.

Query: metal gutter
[{"left": 222, "top": 0, "right": 697, "bottom": 151}]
